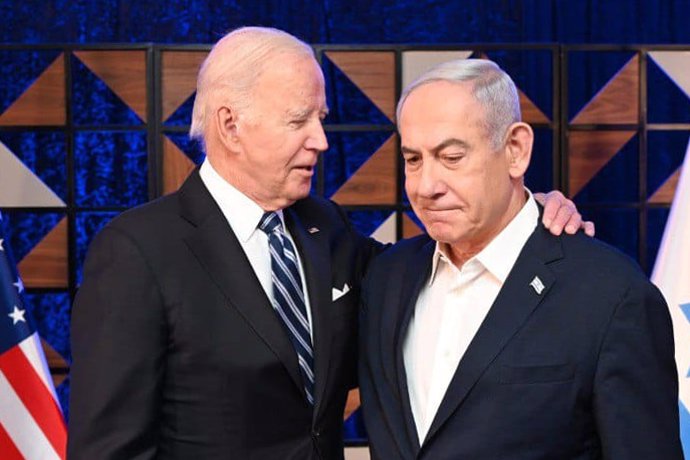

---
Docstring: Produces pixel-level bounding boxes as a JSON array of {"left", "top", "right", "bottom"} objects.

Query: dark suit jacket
[
  {"left": 68, "top": 170, "right": 379, "bottom": 459},
  {"left": 359, "top": 224, "right": 683, "bottom": 460}
]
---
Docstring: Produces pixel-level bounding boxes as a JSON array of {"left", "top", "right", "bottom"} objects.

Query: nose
[
  {"left": 416, "top": 159, "right": 446, "bottom": 199},
  {"left": 304, "top": 119, "right": 329, "bottom": 153}
]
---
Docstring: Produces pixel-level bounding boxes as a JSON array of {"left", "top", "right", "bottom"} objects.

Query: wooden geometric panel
[
  {"left": 17, "top": 217, "right": 68, "bottom": 288},
  {"left": 0, "top": 140, "right": 66, "bottom": 207},
  {"left": 344, "top": 389, "right": 361, "bottom": 420},
  {"left": 325, "top": 51, "right": 396, "bottom": 121},
  {"left": 649, "top": 167, "right": 681, "bottom": 203},
  {"left": 161, "top": 50, "right": 208, "bottom": 121},
  {"left": 519, "top": 89, "right": 549, "bottom": 124},
  {"left": 370, "top": 213, "right": 396, "bottom": 244},
  {"left": 401, "top": 50, "right": 473, "bottom": 93},
  {"left": 568, "top": 130, "right": 637, "bottom": 196},
  {"left": 41, "top": 338, "right": 68, "bottom": 387},
  {"left": 73, "top": 50, "right": 148, "bottom": 121},
  {"left": 0, "top": 54, "right": 65, "bottom": 126},
  {"left": 649, "top": 51, "right": 690, "bottom": 99},
  {"left": 402, "top": 213, "right": 424, "bottom": 239},
  {"left": 331, "top": 134, "right": 397, "bottom": 205},
  {"left": 571, "top": 55, "right": 639, "bottom": 125},
  {"left": 162, "top": 136, "right": 195, "bottom": 195}
]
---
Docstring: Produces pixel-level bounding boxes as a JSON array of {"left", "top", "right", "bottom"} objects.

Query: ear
[
  {"left": 214, "top": 105, "right": 241, "bottom": 152},
  {"left": 504, "top": 122, "right": 533, "bottom": 179}
]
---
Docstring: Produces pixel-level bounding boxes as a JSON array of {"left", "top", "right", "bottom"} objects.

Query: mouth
[{"left": 293, "top": 165, "right": 315, "bottom": 176}]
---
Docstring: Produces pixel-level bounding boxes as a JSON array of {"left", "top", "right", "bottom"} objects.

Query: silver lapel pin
[{"left": 530, "top": 276, "right": 545, "bottom": 295}]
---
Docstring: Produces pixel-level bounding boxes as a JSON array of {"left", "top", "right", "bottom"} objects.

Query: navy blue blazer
[
  {"left": 359, "top": 224, "right": 682, "bottom": 459},
  {"left": 69, "top": 170, "right": 380, "bottom": 460}
]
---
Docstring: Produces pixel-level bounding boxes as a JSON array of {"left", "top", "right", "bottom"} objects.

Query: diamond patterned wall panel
[
  {"left": 325, "top": 51, "right": 396, "bottom": 122},
  {"left": 568, "top": 130, "right": 637, "bottom": 197},
  {"left": 161, "top": 50, "right": 208, "bottom": 122},
  {"left": 331, "top": 134, "right": 397, "bottom": 205},
  {"left": 73, "top": 50, "right": 148, "bottom": 121},
  {"left": 17, "top": 217, "right": 68, "bottom": 288},
  {"left": 571, "top": 55, "right": 639, "bottom": 125},
  {"left": 0, "top": 54, "right": 65, "bottom": 126}
]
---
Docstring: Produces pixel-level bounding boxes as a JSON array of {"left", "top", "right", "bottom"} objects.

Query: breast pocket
[{"left": 498, "top": 363, "right": 575, "bottom": 384}]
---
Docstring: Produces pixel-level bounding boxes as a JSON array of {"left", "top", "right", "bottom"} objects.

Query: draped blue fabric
[{"left": 2, "top": 1, "right": 690, "bottom": 44}]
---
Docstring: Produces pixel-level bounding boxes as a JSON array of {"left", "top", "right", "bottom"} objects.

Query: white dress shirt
[
  {"left": 403, "top": 191, "right": 539, "bottom": 443},
  {"left": 199, "top": 159, "right": 313, "bottom": 339}
]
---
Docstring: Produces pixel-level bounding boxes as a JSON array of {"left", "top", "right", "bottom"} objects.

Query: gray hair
[
  {"left": 189, "top": 27, "right": 315, "bottom": 141},
  {"left": 396, "top": 59, "right": 521, "bottom": 150}
]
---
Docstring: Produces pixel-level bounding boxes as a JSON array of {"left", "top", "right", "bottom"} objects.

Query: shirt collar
[
  {"left": 428, "top": 189, "right": 539, "bottom": 285},
  {"left": 199, "top": 159, "right": 286, "bottom": 242}
]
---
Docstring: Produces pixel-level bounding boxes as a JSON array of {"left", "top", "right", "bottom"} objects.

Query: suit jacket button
[{"left": 312, "top": 430, "right": 320, "bottom": 438}]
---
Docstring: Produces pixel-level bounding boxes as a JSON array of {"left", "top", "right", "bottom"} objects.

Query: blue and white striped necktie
[{"left": 258, "top": 211, "right": 315, "bottom": 405}]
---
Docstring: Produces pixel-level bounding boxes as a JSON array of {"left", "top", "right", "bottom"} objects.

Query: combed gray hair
[
  {"left": 396, "top": 59, "right": 521, "bottom": 150},
  {"left": 189, "top": 27, "right": 315, "bottom": 141}
]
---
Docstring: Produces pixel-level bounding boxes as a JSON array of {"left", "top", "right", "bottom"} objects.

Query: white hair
[
  {"left": 396, "top": 59, "right": 521, "bottom": 149},
  {"left": 189, "top": 27, "right": 315, "bottom": 141}
]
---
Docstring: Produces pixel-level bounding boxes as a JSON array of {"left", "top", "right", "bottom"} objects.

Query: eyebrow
[
  {"left": 400, "top": 138, "right": 471, "bottom": 155},
  {"left": 286, "top": 105, "right": 330, "bottom": 119}
]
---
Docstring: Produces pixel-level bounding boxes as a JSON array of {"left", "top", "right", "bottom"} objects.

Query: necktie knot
[{"left": 258, "top": 211, "right": 282, "bottom": 235}]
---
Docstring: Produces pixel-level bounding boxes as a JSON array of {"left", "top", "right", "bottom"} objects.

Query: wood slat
[
  {"left": 41, "top": 338, "right": 68, "bottom": 388},
  {"left": 402, "top": 213, "right": 424, "bottom": 239},
  {"left": 325, "top": 51, "right": 396, "bottom": 121},
  {"left": 0, "top": 54, "right": 65, "bottom": 126},
  {"left": 163, "top": 136, "right": 196, "bottom": 195},
  {"left": 519, "top": 89, "right": 549, "bottom": 124},
  {"left": 332, "top": 134, "right": 397, "bottom": 205},
  {"left": 571, "top": 55, "right": 639, "bottom": 125},
  {"left": 162, "top": 50, "right": 208, "bottom": 121},
  {"left": 568, "top": 130, "right": 636, "bottom": 196},
  {"left": 18, "top": 217, "right": 68, "bottom": 288},
  {"left": 344, "top": 389, "right": 361, "bottom": 420},
  {"left": 74, "top": 50, "right": 147, "bottom": 121},
  {"left": 649, "top": 167, "right": 680, "bottom": 203}
]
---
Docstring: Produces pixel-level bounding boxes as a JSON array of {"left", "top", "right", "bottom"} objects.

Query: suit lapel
[
  {"left": 285, "top": 207, "right": 333, "bottom": 415},
  {"left": 178, "top": 171, "right": 304, "bottom": 395},
  {"left": 390, "top": 239, "right": 435, "bottom": 453},
  {"left": 423, "top": 227, "right": 562, "bottom": 445}
]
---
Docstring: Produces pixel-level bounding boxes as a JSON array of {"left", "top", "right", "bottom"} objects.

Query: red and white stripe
[{"left": 0, "top": 333, "right": 66, "bottom": 459}]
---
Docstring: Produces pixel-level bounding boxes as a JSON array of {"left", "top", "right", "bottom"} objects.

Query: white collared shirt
[
  {"left": 199, "top": 159, "right": 313, "bottom": 339},
  {"left": 403, "top": 191, "right": 539, "bottom": 443}
]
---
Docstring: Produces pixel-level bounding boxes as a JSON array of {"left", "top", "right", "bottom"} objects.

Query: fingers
[
  {"left": 549, "top": 207, "right": 581, "bottom": 235},
  {"left": 541, "top": 191, "right": 573, "bottom": 233},
  {"left": 538, "top": 190, "right": 594, "bottom": 236}
]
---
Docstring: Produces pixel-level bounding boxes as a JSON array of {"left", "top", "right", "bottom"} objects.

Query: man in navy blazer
[{"left": 359, "top": 58, "right": 683, "bottom": 459}]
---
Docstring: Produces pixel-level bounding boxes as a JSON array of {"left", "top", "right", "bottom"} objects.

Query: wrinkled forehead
[
  {"left": 400, "top": 80, "right": 483, "bottom": 125},
  {"left": 254, "top": 54, "right": 328, "bottom": 109}
]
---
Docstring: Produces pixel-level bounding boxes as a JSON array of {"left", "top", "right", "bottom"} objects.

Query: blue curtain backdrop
[
  {"left": 3, "top": 1, "right": 690, "bottom": 44},
  {"left": 2, "top": 0, "right": 689, "bottom": 444}
]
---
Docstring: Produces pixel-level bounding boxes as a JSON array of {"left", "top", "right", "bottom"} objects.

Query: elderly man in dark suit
[
  {"left": 68, "top": 27, "right": 588, "bottom": 460},
  {"left": 359, "top": 58, "right": 683, "bottom": 460}
]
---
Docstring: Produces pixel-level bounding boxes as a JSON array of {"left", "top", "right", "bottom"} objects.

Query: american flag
[{"left": 0, "top": 212, "right": 66, "bottom": 459}]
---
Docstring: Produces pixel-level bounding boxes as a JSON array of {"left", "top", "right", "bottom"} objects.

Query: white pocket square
[{"left": 332, "top": 283, "right": 350, "bottom": 301}]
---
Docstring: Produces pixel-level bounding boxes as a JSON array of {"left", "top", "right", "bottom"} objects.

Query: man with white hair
[
  {"left": 359, "top": 58, "right": 683, "bottom": 459},
  {"left": 68, "top": 28, "right": 588, "bottom": 459}
]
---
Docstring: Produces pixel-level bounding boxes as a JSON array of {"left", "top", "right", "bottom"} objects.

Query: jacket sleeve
[
  {"left": 67, "top": 226, "right": 166, "bottom": 460},
  {"left": 593, "top": 279, "right": 684, "bottom": 459}
]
